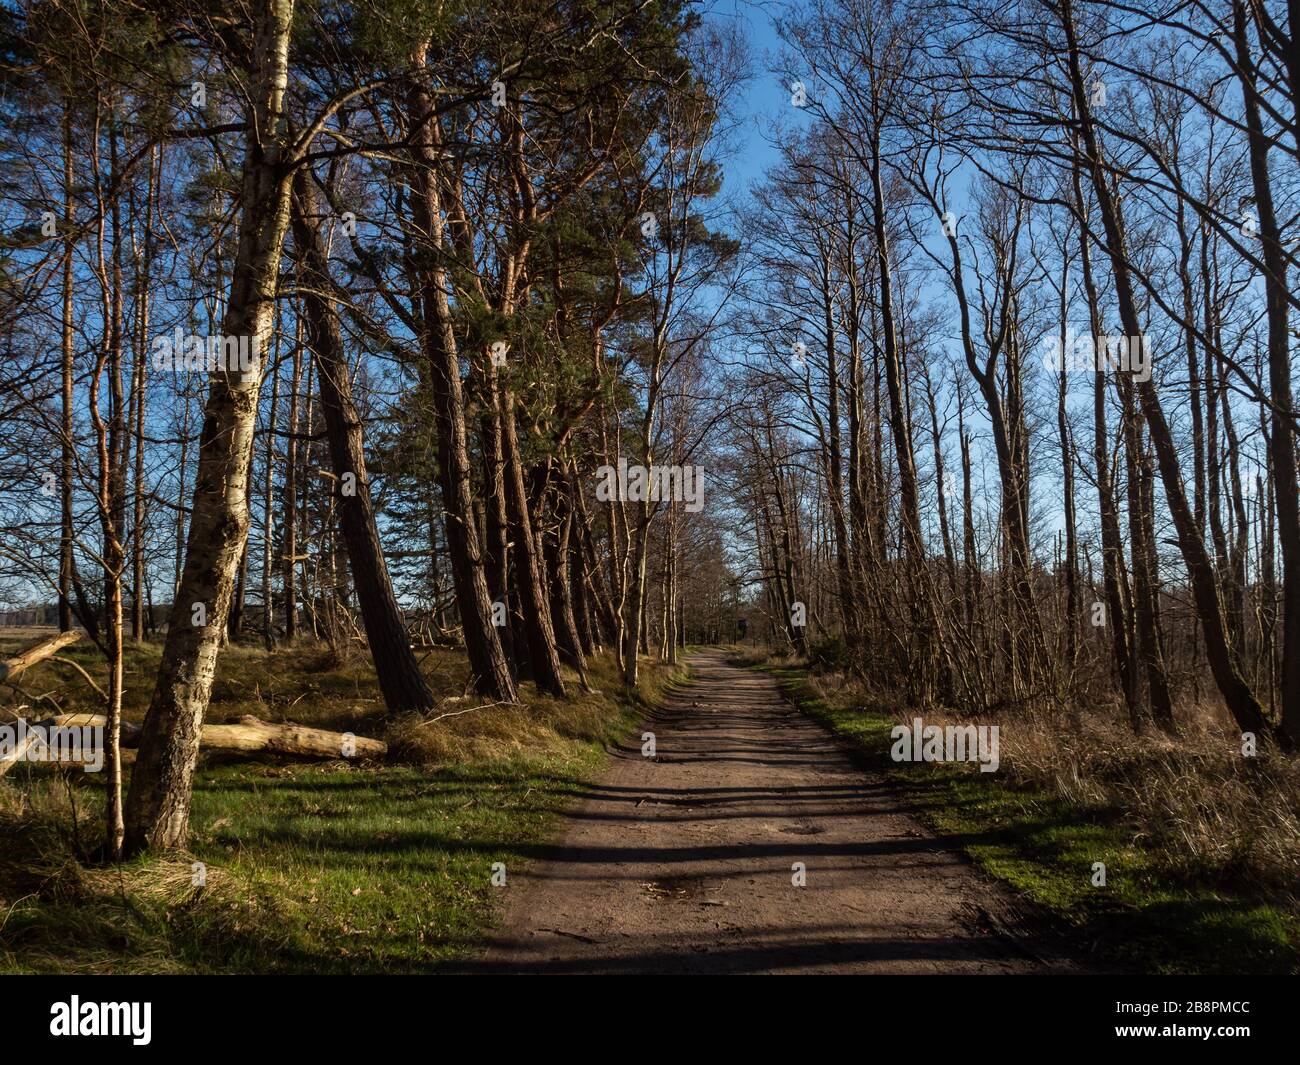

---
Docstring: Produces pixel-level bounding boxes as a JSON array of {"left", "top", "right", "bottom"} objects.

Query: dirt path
[{"left": 465, "top": 650, "right": 1083, "bottom": 974}]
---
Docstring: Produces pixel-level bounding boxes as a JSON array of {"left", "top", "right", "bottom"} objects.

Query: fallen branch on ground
[
  {"left": 416, "top": 700, "right": 522, "bottom": 726},
  {"left": 48, "top": 656, "right": 107, "bottom": 700},
  {"left": 0, "top": 630, "right": 82, "bottom": 684},
  {"left": 0, "top": 711, "right": 386, "bottom": 777}
]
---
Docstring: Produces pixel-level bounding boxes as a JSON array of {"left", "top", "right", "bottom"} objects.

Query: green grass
[
  {"left": 0, "top": 640, "right": 684, "bottom": 974},
  {"left": 764, "top": 665, "right": 1300, "bottom": 975}
]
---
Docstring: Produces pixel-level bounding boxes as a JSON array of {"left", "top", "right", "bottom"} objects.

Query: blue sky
[{"left": 706, "top": 0, "right": 788, "bottom": 198}]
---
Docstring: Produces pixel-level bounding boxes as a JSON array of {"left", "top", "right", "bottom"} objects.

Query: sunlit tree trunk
[{"left": 125, "top": 0, "right": 299, "bottom": 854}]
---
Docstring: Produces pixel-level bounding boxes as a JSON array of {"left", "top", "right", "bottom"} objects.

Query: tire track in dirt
[{"left": 464, "top": 650, "right": 1085, "bottom": 974}]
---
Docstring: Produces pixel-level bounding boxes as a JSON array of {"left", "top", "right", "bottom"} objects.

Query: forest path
[{"left": 464, "top": 649, "right": 1083, "bottom": 974}]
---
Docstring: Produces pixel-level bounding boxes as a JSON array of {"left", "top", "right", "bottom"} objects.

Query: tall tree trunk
[
  {"left": 291, "top": 168, "right": 436, "bottom": 712},
  {"left": 130, "top": 147, "right": 159, "bottom": 642},
  {"left": 1074, "top": 144, "right": 1138, "bottom": 730},
  {"left": 495, "top": 396, "right": 566, "bottom": 698},
  {"left": 870, "top": 130, "right": 929, "bottom": 698},
  {"left": 124, "top": 0, "right": 298, "bottom": 855},
  {"left": 404, "top": 46, "right": 516, "bottom": 703},
  {"left": 1232, "top": 0, "right": 1300, "bottom": 745},
  {"left": 261, "top": 308, "right": 280, "bottom": 651},
  {"left": 59, "top": 106, "right": 75, "bottom": 633},
  {"left": 90, "top": 340, "right": 126, "bottom": 861},
  {"left": 173, "top": 386, "right": 190, "bottom": 601},
  {"left": 1057, "top": 271, "right": 1079, "bottom": 669},
  {"left": 284, "top": 314, "right": 302, "bottom": 641},
  {"left": 822, "top": 262, "right": 858, "bottom": 652}
]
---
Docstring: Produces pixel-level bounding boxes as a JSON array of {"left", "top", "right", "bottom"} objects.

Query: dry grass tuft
[{"left": 387, "top": 652, "right": 680, "bottom": 766}]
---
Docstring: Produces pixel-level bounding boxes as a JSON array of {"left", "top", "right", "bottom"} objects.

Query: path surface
[{"left": 466, "top": 650, "right": 1083, "bottom": 974}]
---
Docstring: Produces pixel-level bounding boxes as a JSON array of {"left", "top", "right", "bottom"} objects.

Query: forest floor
[
  {"left": 460, "top": 649, "right": 1085, "bottom": 974},
  {"left": 0, "top": 630, "right": 682, "bottom": 974},
  {"left": 4, "top": 633, "right": 1295, "bottom": 974}
]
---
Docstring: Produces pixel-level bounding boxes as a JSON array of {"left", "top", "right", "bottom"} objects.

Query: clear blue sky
[{"left": 706, "top": 0, "right": 788, "bottom": 199}]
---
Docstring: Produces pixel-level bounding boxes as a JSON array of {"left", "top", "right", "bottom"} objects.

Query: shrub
[{"left": 808, "top": 634, "right": 847, "bottom": 672}]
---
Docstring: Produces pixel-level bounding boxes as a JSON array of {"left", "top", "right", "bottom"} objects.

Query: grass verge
[
  {"left": 0, "top": 641, "right": 684, "bottom": 974},
  {"left": 761, "top": 661, "right": 1300, "bottom": 975}
]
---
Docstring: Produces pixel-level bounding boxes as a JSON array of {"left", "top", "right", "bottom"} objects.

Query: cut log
[
  {"left": 204, "top": 715, "right": 387, "bottom": 759},
  {"left": 0, "top": 630, "right": 82, "bottom": 683},
  {"left": 0, "top": 711, "right": 384, "bottom": 777}
]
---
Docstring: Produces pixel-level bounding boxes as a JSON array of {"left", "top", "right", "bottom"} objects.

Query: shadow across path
[{"left": 467, "top": 650, "right": 1083, "bottom": 975}]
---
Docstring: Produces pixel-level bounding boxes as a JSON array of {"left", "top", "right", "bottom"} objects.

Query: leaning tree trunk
[
  {"left": 498, "top": 388, "right": 567, "bottom": 697},
  {"left": 1119, "top": 372, "right": 1176, "bottom": 734},
  {"left": 290, "top": 169, "right": 436, "bottom": 712},
  {"left": 404, "top": 45, "right": 516, "bottom": 704},
  {"left": 123, "top": 0, "right": 297, "bottom": 855}
]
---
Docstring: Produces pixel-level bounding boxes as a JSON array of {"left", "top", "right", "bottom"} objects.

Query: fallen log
[
  {"left": 0, "top": 711, "right": 385, "bottom": 777},
  {"left": 0, "top": 630, "right": 82, "bottom": 684},
  {"left": 204, "top": 715, "right": 387, "bottom": 760}
]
